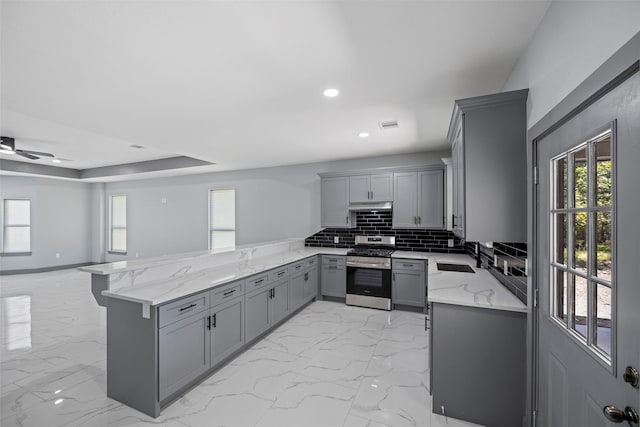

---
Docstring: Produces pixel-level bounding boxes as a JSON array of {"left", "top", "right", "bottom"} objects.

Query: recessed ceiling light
[
  {"left": 323, "top": 88, "right": 339, "bottom": 98},
  {"left": 358, "top": 132, "right": 369, "bottom": 138},
  {"left": 52, "top": 159, "right": 62, "bottom": 163}
]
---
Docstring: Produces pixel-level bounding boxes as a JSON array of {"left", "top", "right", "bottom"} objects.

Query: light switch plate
[
  {"left": 333, "top": 236, "right": 339, "bottom": 244},
  {"left": 447, "top": 239, "right": 454, "bottom": 247}
]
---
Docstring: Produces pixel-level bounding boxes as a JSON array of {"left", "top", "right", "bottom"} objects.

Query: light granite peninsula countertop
[{"left": 90, "top": 244, "right": 348, "bottom": 307}]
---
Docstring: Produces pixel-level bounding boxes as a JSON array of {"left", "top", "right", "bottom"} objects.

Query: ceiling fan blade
[
  {"left": 16, "top": 149, "right": 54, "bottom": 157},
  {"left": 15, "top": 151, "right": 39, "bottom": 160}
]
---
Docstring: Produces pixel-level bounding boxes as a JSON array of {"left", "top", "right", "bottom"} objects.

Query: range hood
[{"left": 348, "top": 202, "right": 392, "bottom": 212}]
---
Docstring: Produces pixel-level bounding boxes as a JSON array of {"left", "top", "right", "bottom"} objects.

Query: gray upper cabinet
[
  {"left": 321, "top": 176, "right": 353, "bottom": 228},
  {"left": 447, "top": 89, "right": 528, "bottom": 242},
  {"left": 349, "top": 174, "right": 393, "bottom": 202},
  {"left": 393, "top": 169, "right": 444, "bottom": 229}
]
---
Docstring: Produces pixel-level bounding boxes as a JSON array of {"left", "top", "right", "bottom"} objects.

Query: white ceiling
[{"left": 0, "top": 0, "right": 550, "bottom": 176}]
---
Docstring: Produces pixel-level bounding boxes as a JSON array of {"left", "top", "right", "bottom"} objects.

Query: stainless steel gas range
[{"left": 345, "top": 235, "right": 395, "bottom": 311}]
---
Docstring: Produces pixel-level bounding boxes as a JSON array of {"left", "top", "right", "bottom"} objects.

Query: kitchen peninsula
[{"left": 81, "top": 239, "right": 525, "bottom": 421}]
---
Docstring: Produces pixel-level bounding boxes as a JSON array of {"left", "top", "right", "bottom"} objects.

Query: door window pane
[
  {"left": 572, "top": 275, "right": 588, "bottom": 340},
  {"left": 595, "top": 211, "right": 612, "bottom": 280},
  {"left": 573, "top": 146, "right": 588, "bottom": 208},
  {"left": 553, "top": 268, "right": 568, "bottom": 324},
  {"left": 595, "top": 135, "right": 612, "bottom": 207},
  {"left": 572, "top": 213, "right": 587, "bottom": 271},
  {"left": 553, "top": 213, "right": 567, "bottom": 265},
  {"left": 554, "top": 156, "right": 567, "bottom": 209},
  {"left": 595, "top": 283, "right": 612, "bottom": 356}
]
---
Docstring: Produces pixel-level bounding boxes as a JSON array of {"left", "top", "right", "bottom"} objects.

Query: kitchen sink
[{"left": 437, "top": 263, "right": 475, "bottom": 273}]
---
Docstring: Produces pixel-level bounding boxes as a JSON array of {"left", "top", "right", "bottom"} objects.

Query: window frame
[
  {"left": 109, "top": 194, "right": 127, "bottom": 255},
  {"left": 548, "top": 124, "right": 616, "bottom": 369},
  {"left": 208, "top": 188, "right": 236, "bottom": 251},
  {"left": 1, "top": 198, "right": 32, "bottom": 256}
]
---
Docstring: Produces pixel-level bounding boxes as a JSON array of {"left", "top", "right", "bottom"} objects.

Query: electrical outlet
[
  {"left": 55, "top": 253, "right": 60, "bottom": 259},
  {"left": 161, "top": 198, "right": 167, "bottom": 204},
  {"left": 135, "top": 252, "right": 139, "bottom": 258},
  {"left": 333, "top": 236, "right": 339, "bottom": 244},
  {"left": 447, "top": 239, "right": 454, "bottom": 247}
]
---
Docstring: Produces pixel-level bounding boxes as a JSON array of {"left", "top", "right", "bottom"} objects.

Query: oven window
[{"left": 353, "top": 269, "right": 383, "bottom": 288}]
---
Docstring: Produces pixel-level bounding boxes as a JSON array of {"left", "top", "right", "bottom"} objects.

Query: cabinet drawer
[
  {"left": 290, "top": 261, "right": 305, "bottom": 273},
  {"left": 246, "top": 273, "right": 270, "bottom": 291},
  {"left": 306, "top": 256, "right": 317, "bottom": 268},
  {"left": 158, "top": 291, "right": 209, "bottom": 328},
  {"left": 392, "top": 259, "right": 426, "bottom": 272},
  {"left": 210, "top": 280, "right": 245, "bottom": 308},
  {"left": 269, "top": 267, "right": 289, "bottom": 282},
  {"left": 321, "top": 255, "right": 345, "bottom": 267}
]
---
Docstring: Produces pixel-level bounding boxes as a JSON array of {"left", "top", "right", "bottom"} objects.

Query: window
[
  {"left": 550, "top": 129, "right": 613, "bottom": 361},
  {"left": 209, "top": 189, "right": 235, "bottom": 250},
  {"left": 2, "top": 199, "right": 31, "bottom": 254},
  {"left": 110, "top": 195, "right": 127, "bottom": 253}
]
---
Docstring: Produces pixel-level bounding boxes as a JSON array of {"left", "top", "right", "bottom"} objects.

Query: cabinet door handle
[
  {"left": 452, "top": 214, "right": 456, "bottom": 227},
  {"left": 346, "top": 216, "right": 349, "bottom": 224},
  {"left": 179, "top": 303, "right": 196, "bottom": 312},
  {"left": 278, "top": 271, "right": 285, "bottom": 276},
  {"left": 418, "top": 216, "right": 421, "bottom": 225},
  {"left": 304, "top": 272, "right": 308, "bottom": 281},
  {"left": 223, "top": 289, "right": 236, "bottom": 296},
  {"left": 393, "top": 272, "right": 396, "bottom": 281},
  {"left": 207, "top": 315, "right": 211, "bottom": 330},
  {"left": 255, "top": 278, "right": 264, "bottom": 285},
  {"left": 328, "top": 266, "right": 338, "bottom": 270},
  {"left": 403, "top": 263, "right": 414, "bottom": 267},
  {"left": 212, "top": 313, "right": 217, "bottom": 328}
]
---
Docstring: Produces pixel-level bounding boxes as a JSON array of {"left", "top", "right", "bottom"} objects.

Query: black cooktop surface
[{"left": 347, "top": 248, "right": 395, "bottom": 257}]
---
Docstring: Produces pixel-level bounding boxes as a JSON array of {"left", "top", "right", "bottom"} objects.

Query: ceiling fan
[{"left": 0, "top": 136, "right": 55, "bottom": 160}]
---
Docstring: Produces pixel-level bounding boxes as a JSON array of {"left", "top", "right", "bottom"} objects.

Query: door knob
[
  {"left": 623, "top": 366, "right": 639, "bottom": 388},
  {"left": 602, "top": 405, "right": 639, "bottom": 424}
]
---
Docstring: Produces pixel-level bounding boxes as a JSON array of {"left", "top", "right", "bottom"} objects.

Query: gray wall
[
  {"left": 503, "top": 1, "right": 640, "bottom": 128},
  {"left": 103, "top": 150, "right": 449, "bottom": 262},
  {"left": 0, "top": 176, "right": 93, "bottom": 271}
]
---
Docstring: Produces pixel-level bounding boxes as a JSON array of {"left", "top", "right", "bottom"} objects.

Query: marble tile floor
[{"left": 1, "top": 268, "right": 481, "bottom": 427}]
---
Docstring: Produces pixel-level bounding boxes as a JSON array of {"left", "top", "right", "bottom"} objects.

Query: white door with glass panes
[{"left": 535, "top": 67, "right": 639, "bottom": 425}]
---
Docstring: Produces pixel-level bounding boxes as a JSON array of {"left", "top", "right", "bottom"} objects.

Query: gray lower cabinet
[
  {"left": 304, "top": 266, "right": 318, "bottom": 301},
  {"left": 321, "top": 265, "right": 345, "bottom": 298},
  {"left": 392, "top": 259, "right": 426, "bottom": 308},
  {"left": 245, "top": 278, "right": 290, "bottom": 343},
  {"left": 108, "top": 256, "right": 320, "bottom": 418},
  {"left": 210, "top": 297, "right": 244, "bottom": 367},
  {"left": 158, "top": 311, "right": 210, "bottom": 401},
  {"left": 244, "top": 286, "right": 272, "bottom": 343},
  {"left": 430, "top": 302, "right": 526, "bottom": 427},
  {"left": 271, "top": 279, "right": 289, "bottom": 325}
]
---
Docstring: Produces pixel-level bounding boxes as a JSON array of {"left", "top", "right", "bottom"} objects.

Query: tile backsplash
[
  {"left": 305, "top": 211, "right": 466, "bottom": 253},
  {"left": 466, "top": 241, "right": 528, "bottom": 304}
]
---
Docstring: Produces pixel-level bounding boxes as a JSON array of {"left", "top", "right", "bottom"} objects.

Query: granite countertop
[
  {"left": 101, "top": 247, "right": 349, "bottom": 306},
  {"left": 426, "top": 253, "right": 527, "bottom": 313}
]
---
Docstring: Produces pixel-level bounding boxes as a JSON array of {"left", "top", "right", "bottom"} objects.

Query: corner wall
[
  {"left": 0, "top": 176, "right": 93, "bottom": 271},
  {"left": 503, "top": 1, "right": 640, "bottom": 128}
]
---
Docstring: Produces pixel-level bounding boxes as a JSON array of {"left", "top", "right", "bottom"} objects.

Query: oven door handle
[{"left": 346, "top": 262, "right": 390, "bottom": 270}]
